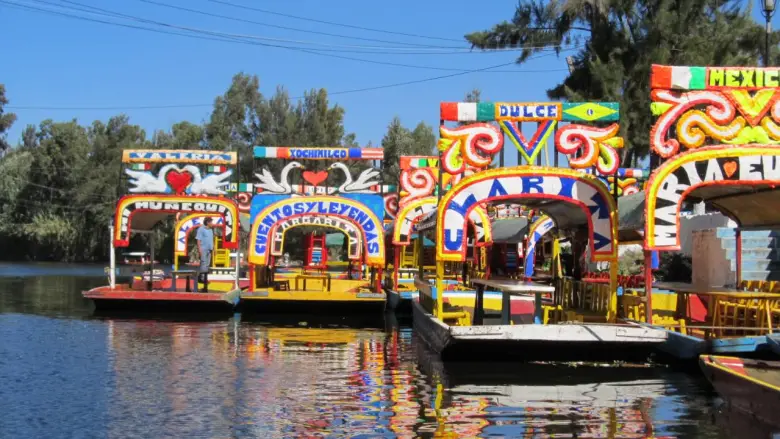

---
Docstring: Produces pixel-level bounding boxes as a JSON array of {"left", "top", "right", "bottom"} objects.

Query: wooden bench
[
  {"left": 295, "top": 274, "right": 332, "bottom": 291},
  {"left": 169, "top": 269, "right": 198, "bottom": 292}
]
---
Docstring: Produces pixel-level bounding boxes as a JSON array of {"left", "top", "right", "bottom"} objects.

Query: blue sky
[{"left": 2, "top": 0, "right": 779, "bottom": 168}]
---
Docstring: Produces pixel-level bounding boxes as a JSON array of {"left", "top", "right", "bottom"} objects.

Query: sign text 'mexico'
[{"left": 708, "top": 67, "right": 780, "bottom": 89}]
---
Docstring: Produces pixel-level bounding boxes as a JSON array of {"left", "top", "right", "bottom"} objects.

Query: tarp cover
[
  {"left": 618, "top": 192, "right": 646, "bottom": 243},
  {"left": 688, "top": 184, "right": 780, "bottom": 229},
  {"left": 490, "top": 218, "right": 530, "bottom": 244}
]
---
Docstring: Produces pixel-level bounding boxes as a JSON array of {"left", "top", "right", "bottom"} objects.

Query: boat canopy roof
[
  {"left": 415, "top": 198, "right": 591, "bottom": 235},
  {"left": 617, "top": 192, "right": 646, "bottom": 243},
  {"left": 685, "top": 184, "right": 780, "bottom": 229},
  {"left": 490, "top": 218, "right": 529, "bottom": 244},
  {"left": 129, "top": 212, "right": 171, "bottom": 231}
]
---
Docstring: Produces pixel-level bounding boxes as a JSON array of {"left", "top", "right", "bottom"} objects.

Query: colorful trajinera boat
[
  {"left": 83, "top": 149, "right": 242, "bottom": 312},
  {"left": 699, "top": 354, "right": 780, "bottom": 427},
  {"left": 240, "top": 146, "right": 388, "bottom": 315},
  {"left": 408, "top": 100, "right": 668, "bottom": 362},
  {"left": 385, "top": 156, "right": 535, "bottom": 316},
  {"left": 632, "top": 64, "right": 780, "bottom": 359}
]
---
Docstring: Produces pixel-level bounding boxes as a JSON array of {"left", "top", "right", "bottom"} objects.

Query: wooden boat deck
[
  {"left": 412, "top": 301, "right": 668, "bottom": 362},
  {"left": 82, "top": 285, "right": 240, "bottom": 312}
]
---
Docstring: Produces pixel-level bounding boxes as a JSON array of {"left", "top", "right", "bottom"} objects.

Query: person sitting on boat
[{"left": 196, "top": 218, "right": 215, "bottom": 292}]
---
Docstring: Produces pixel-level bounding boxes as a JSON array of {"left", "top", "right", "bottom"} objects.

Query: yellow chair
[{"left": 211, "top": 237, "right": 230, "bottom": 268}]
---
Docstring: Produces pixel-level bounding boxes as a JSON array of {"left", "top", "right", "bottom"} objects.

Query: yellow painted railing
[
  {"left": 550, "top": 277, "right": 613, "bottom": 323},
  {"left": 415, "top": 277, "right": 437, "bottom": 315}
]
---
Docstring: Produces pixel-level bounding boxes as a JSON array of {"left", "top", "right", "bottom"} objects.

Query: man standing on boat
[{"left": 196, "top": 218, "right": 214, "bottom": 292}]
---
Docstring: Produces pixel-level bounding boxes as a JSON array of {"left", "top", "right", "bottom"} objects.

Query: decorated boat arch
[
  {"left": 83, "top": 149, "right": 242, "bottom": 311},
  {"left": 173, "top": 213, "right": 226, "bottom": 259},
  {"left": 640, "top": 64, "right": 780, "bottom": 359},
  {"left": 248, "top": 195, "right": 385, "bottom": 267},
  {"left": 241, "top": 146, "right": 389, "bottom": 314},
  {"left": 384, "top": 155, "right": 495, "bottom": 310}
]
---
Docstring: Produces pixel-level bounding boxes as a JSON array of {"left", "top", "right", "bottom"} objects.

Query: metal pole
[
  {"left": 644, "top": 250, "right": 653, "bottom": 324},
  {"left": 767, "top": 15, "right": 772, "bottom": 67},
  {"left": 234, "top": 232, "right": 240, "bottom": 290},
  {"left": 109, "top": 222, "right": 116, "bottom": 289},
  {"left": 148, "top": 232, "right": 155, "bottom": 291}
]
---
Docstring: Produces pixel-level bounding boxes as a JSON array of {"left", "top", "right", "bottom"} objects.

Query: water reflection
[
  {"left": 0, "top": 264, "right": 753, "bottom": 438},
  {"left": 415, "top": 343, "right": 720, "bottom": 438}
]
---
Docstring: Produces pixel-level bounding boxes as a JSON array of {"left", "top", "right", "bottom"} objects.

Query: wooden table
[
  {"left": 471, "top": 278, "right": 556, "bottom": 325},
  {"left": 655, "top": 282, "right": 780, "bottom": 336},
  {"left": 397, "top": 268, "right": 418, "bottom": 279},
  {"left": 295, "top": 274, "right": 332, "bottom": 291},
  {"left": 169, "top": 269, "right": 198, "bottom": 292}
]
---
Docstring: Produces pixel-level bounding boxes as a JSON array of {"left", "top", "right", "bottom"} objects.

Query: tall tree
[
  {"left": 0, "top": 85, "right": 17, "bottom": 155},
  {"left": 411, "top": 122, "right": 436, "bottom": 155},
  {"left": 382, "top": 117, "right": 437, "bottom": 184},
  {"left": 382, "top": 117, "right": 414, "bottom": 185},
  {"left": 465, "top": 0, "right": 779, "bottom": 166},
  {"left": 152, "top": 121, "right": 205, "bottom": 149},
  {"left": 206, "top": 75, "right": 354, "bottom": 179},
  {"left": 465, "top": 88, "right": 482, "bottom": 103}
]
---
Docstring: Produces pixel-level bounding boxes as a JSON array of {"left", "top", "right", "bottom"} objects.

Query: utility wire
[
  {"left": 9, "top": 60, "right": 546, "bottom": 111},
  {"left": 4, "top": 0, "right": 579, "bottom": 74},
  {"left": 0, "top": 195, "right": 113, "bottom": 210},
  {"left": 3, "top": 175, "right": 112, "bottom": 201},
  {"left": 4, "top": 1, "right": 575, "bottom": 110},
  {"left": 206, "top": 0, "right": 465, "bottom": 43},
  {"left": 137, "top": 0, "right": 464, "bottom": 49},
  {"left": 17, "top": 0, "right": 548, "bottom": 54}
]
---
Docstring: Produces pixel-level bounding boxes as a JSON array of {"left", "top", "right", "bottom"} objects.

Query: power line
[
  {"left": 3, "top": 175, "right": 111, "bottom": 201},
  {"left": 137, "top": 0, "right": 464, "bottom": 49},
  {"left": 17, "top": 0, "right": 541, "bottom": 54},
  {"left": 0, "top": 195, "right": 113, "bottom": 210},
  {"left": 206, "top": 0, "right": 465, "bottom": 43},
  {"left": 8, "top": 60, "right": 559, "bottom": 111},
  {"left": 4, "top": 1, "right": 576, "bottom": 110},
  {"left": 4, "top": 0, "right": 580, "bottom": 75}
]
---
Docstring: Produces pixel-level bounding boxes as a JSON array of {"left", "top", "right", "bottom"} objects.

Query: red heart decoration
[
  {"left": 723, "top": 161, "right": 738, "bottom": 178},
  {"left": 302, "top": 170, "right": 329, "bottom": 186},
  {"left": 165, "top": 169, "right": 193, "bottom": 194}
]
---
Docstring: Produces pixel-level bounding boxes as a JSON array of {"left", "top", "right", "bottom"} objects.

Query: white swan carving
[
  {"left": 254, "top": 161, "right": 304, "bottom": 194},
  {"left": 182, "top": 165, "right": 233, "bottom": 195},
  {"left": 124, "top": 164, "right": 179, "bottom": 193},
  {"left": 328, "top": 163, "right": 380, "bottom": 193}
]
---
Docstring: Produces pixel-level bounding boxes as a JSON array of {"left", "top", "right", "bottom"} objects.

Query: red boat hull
[
  {"left": 83, "top": 285, "right": 239, "bottom": 312},
  {"left": 699, "top": 355, "right": 780, "bottom": 428}
]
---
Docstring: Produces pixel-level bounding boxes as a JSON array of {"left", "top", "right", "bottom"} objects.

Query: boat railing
[
  {"left": 645, "top": 285, "right": 780, "bottom": 339},
  {"left": 414, "top": 277, "right": 436, "bottom": 313},
  {"left": 549, "top": 277, "right": 614, "bottom": 324}
]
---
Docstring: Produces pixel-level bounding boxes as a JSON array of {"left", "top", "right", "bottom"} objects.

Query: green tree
[
  {"left": 465, "top": 0, "right": 779, "bottom": 166},
  {"left": 411, "top": 121, "right": 436, "bottom": 155},
  {"left": 0, "top": 85, "right": 16, "bottom": 154},
  {"left": 382, "top": 117, "right": 436, "bottom": 184},
  {"left": 152, "top": 121, "right": 205, "bottom": 149},
  {"left": 205, "top": 74, "right": 355, "bottom": 180}
]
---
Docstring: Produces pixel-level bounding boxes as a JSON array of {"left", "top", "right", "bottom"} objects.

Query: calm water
[{"left": 0, "top": 263, "right": 771, "bottom": 438}]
